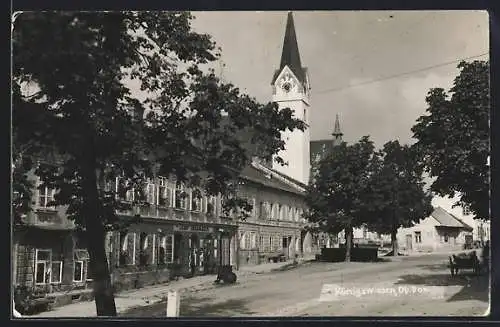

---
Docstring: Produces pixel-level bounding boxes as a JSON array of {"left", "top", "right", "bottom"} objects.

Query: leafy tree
[
  {"left": 364, "top": 141, "right": 433, "bottom": 256},
  {"left": 411, "top": 60, "right": 489, "bottom": 220},
  {"left": 304, "top": 136, "right": 377, "bottom": 262},
  {"left": 12, "top": 12, "right": 305, "bottom": 316}
]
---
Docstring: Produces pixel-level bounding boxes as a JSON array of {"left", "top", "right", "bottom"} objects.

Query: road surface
[{"left": 121, "top": 253, "right": 489, "bottom": 317}]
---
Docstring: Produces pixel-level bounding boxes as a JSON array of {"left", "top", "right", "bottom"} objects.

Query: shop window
[
  {"left": 415, "top": 231, "right": 422, "bottom": 243},
  {"left": 174, "top": 182, "right": 187, "bottom": 210},
  {"left": 240, "top": 232, "right": 247, "bottom": 250},
  {"left": 34, "top": 249, "right": 51, "bottom": 284},
  {"left": 250, "top": 232, "right": 257, "bottom": 249},
  {"left": 119, "top": 231, "right": 135, "bottom": 266},
  {"left": 159, "top": 235, "right": 174, "bottom": 265},
  {"left": 139, "top": 232, "right": 150, "bottom": 266}
]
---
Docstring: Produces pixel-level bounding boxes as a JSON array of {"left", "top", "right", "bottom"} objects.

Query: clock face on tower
[{"left": 279, "top": 72, "right": 297, "bottom": 93}]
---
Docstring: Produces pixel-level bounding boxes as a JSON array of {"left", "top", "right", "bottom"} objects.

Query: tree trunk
[
  {"left": 391, "top": 228, "right": 398, "bottom": 256},
  {"left": 80, "top": 148, "right": 117, "bottom": 316},
  {"left": 345, "top": 226, "right": 353, "bottom": 263}
]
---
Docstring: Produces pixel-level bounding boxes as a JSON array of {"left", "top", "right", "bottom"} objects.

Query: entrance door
[
  {"left": 405, "top": 234, "right": 413, "bottom": 251},
  {"left": 282, "top": 237, "right": 289, "bottom": 258}
]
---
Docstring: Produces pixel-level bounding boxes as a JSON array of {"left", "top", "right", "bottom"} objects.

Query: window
[
  {"left": 145, "top": 181, "right": 156, "bottom": 204},
  {"left": 415, "top": 231, "right": 422, "bottom": 243},
  {"left": 50, "top": 261, "right": 63, "bottom": 283},
  {"left": 240, "top": 232, "right": 247, "bottom": 249},
  {"left": 268, "top": 236, "right": 273, "bottom": 251},
  {"left": 74, "top": 249, "right": 90, "bottom": 282},
  {"left": 116, "top": 177, "right": 134, "bottom": 202},
  {"left": 206, "top": 196, "right": 217, "bottom": 215},
  {"left": 244, "top": 233, "right": 252, "bottom": 250},
  {"left": 279, "top": 205, "right": 287, "bottom": 220},
  {"left": 191, "top": 189, "right": 202, "bottom": 212},
  {"left": 303, "top": 108, "right": 307, "bottom": 122},
  {"left": 38, "top": 186, "right": 55, "bottom": 208},
  {"left": 139, "top": 232, "right": 150, "bottom": 266},
  {"left": 250, "top": 232, "right": 257, "bottom": 249},
  {"left": 174, "top": 182, "right": 187, "bottom": 209},
  {"left": 260, "top": 202, "right": 270, "bottom": 219},
  {"left": 157, "top": 177, "right": 172, "bottom": 207},
  {"left": 259, "top": 235, "right": 264, "bottom": 249},
  {"left": 272, "top": 203, "right": 279, "bottom": 220},
  {"left": 35, "top": 249, "right": 51, "bottom": 284},
  {"left": 444, "top": 234, "right": 449, "bottom": 243},
  {"left": 159, "top": 235, "right": 174, "bottom": 264},
  {"left": 74, "top": 261, "right": 84, "bottom": 282},
  {"left": 250, "top": 198, "right": 257, "bottom": 218},
  {"left": 119, "top": 232, "right": 136, "bottom": 266}
]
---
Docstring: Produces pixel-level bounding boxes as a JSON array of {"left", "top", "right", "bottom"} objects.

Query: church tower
[
  {"left": 332, "top": 114, "right": 343, "bottom": 147},
  {"left": 271, "top": 12, "right": 311, "bottom": 185}
]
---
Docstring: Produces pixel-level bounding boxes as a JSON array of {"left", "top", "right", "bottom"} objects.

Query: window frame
[
  {"left": 174, "top": 182, "right": 187, "bottom": 210},
  {"left": 37, "top": 182, "right": 55, "bottom": 208},
  {"left": 34, "top": 249, "right": 52, "bottom": 285},
  {"left": 414, "top": 231, "right": 422, "bottom": 244},
  {"left": 50, "top": 260, "right": 63, "bottom": 284},
  {"left": 190, "top": 189, "right": 202, "bottom": 212},
  {"left": 73, "top": 260, "right": 84, "bottom": 282}
]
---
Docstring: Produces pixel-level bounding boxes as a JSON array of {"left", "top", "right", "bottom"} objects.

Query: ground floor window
[
  {"left": 35, "top": 249, "right": 51, "bottom": 285},
  {"left": 159, "top": 234, "right": 174, "bottom": 265},
  {"left": 415, "top": 231, "right": 422, "bottom": 243},
  {"left": 74, "top": 249, "right": 90, "bottom": 282},
  {"left": 50, "top": 261, "right": 63, "bottom": 283}
]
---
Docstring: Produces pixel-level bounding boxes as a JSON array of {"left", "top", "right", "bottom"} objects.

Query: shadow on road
[
  {"left": 416, "top": 263, "right": 450, "bottom": 271},
  {"left": 180, "top": 295, "right": 255, "bottom": 317},
  {"left": 394, "top": 272, "right": 489, "bottom": 303},
  {"left": 120, "top": 295, "right": 255, "bottom": 317}
]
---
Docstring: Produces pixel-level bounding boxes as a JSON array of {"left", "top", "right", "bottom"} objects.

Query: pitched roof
[
  {"left": 240, "top": 164, "right": 304, "bottom": 196},
  {"left": 271, "top": 12, "right": 307, "bottom": 86},
  {"left": 431, "top": 206, "right": 473, "bottom": 230}
]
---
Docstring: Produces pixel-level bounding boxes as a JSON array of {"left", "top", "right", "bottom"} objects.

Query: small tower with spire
[
  {"left": 270, "top": 12, "right": 311, "bottom": 185},
  {"left": 332, "top": 114, "right": 343, "bottom": 147}
]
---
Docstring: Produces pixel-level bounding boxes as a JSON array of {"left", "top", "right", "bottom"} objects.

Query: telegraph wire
[{"left": 315, "top": 52, "right": 489, "bottom": 95}]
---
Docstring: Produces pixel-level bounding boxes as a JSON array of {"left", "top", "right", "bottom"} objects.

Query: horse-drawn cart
[{"left": 449, "top": 251, "right": 480, "bottom": 276}]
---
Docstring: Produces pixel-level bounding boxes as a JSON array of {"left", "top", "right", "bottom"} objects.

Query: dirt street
[{"left": 122, "top": 253, "right": 489, "bottom": 317}]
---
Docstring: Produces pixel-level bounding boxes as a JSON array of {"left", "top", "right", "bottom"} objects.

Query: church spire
[
  {"left": 332, "top": 114, "right": 343, "bottom": 146},
  {"left": 271, "top": 12, "right": 306, "bottom": 85}
]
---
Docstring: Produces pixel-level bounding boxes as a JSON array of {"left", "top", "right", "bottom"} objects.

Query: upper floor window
[
  {"left": 260, "top": 202, "right": 270, "bottom": 220},
  {"left": 174, "top": 182, "right": 187, "bottom": 210},
  {"left": 191, "top": 189, "right": 202, "bottom": 212},
  {"left": 116, "top": 177, "right": 134, "bottom": 202},
  {"left": 38, "top": 186, "right": 55, "bottom": 208},
  {"left": 157, "top": 177, "right": 172, "bottom": 207},
  {"left": 206, "top": 195, "right": 217, "bottom": 215},
  {"left": 145, "top": 180, "right": 156, "bottom": 204}
]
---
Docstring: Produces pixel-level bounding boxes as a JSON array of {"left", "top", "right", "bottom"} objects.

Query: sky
[
  {"left": 190, "top": 10, "right": 489, "bottom": 147},
  {"left": 190, "top": 10, "right": 489, "bottom": 222}
]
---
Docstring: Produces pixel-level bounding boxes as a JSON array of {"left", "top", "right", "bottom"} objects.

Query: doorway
[{"left": 405, "top": 234, "right": 413, "bottom": 251}]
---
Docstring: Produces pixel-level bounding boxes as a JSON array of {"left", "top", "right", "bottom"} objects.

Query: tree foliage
[
  {"left": 12, "top": 12, "right": 305, "bottom": 316},
  {"left": 304, "top": 136, "right": 377, "bottom": 262},
  {"left": 364, "top": 140, "right": 434, "bottom": 255},
  {"left": 411, "top": 60, "right": 489, "bottom": 220}
]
